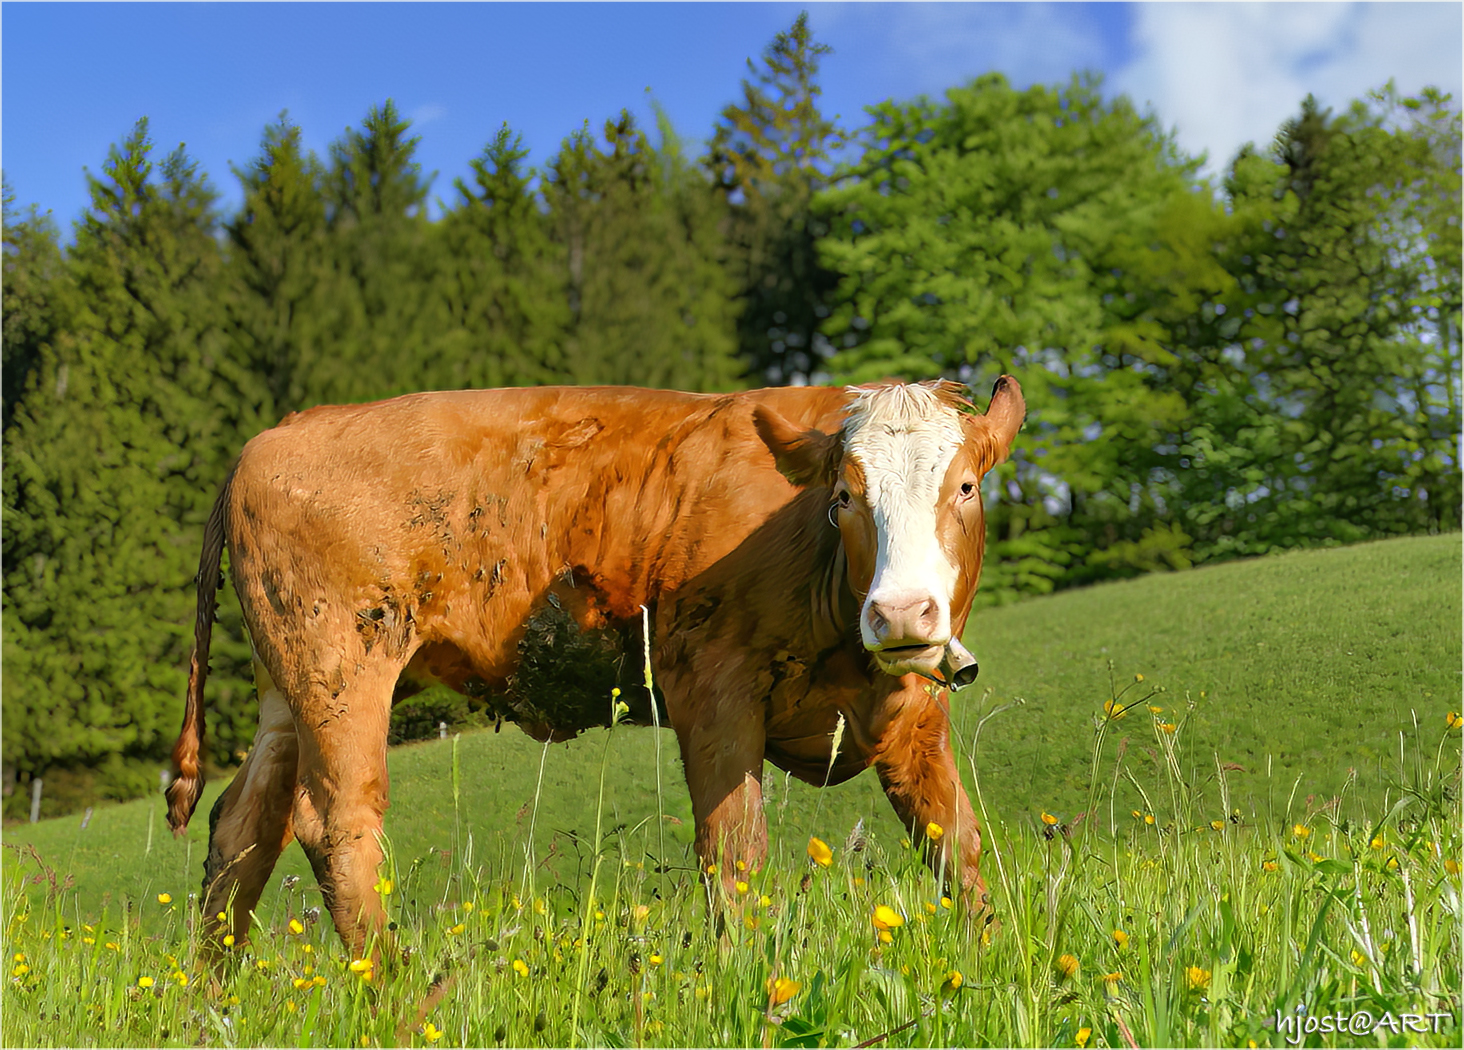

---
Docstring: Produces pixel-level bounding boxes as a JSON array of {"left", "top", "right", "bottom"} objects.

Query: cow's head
[{"left": 756, "top": 377, "right": 1025, "bottom": 690}]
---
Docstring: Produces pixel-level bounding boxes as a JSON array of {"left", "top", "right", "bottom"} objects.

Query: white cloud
[
  {"left": 1113, "top": 2, "right": 1463, "bottom": 173},
  {"left": 410, "top": 103, "right": 448, "bottom": 127},
  {"left": 821, "top": 2, "right": 1112, "bottom": 99}
]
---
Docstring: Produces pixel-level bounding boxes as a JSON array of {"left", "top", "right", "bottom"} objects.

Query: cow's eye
[
  {"left": 835, "top": 488, "right": 852, "bottom": 508},
  {"left": 958, "top": 481, "right": 977, "bottom": 499}
]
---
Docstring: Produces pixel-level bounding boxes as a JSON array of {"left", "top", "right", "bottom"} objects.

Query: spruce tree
[
  {"left": 2, "top": 121, "right": 252, "bottom": 814},
  {"left": 316, "top": 100, "right": 444, "bottom": 404},
  {"left": 433, "top": 124, "right": 570, "bottom": 389},
  {"left": 707, "top": 11, "right": 845, "bottom": 384},
  {"left": 222, "top": 113, "right": 332, "bottom": 427},
  {"left": 2, "top": 182, "right": 68, "bottom": 433},
  {"left": 544, "top": 112, "right": 740, "bottom": 390}
]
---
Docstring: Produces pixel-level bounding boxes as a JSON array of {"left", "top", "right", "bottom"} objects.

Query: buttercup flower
[
  {"left": 1446, "top": 711, "right": 1462, "bottom": 730},
  {"left": 872, "top": 905, "right": 904, "bottom": 932},
  {"left": 137, "top": 976, "right": 154, "bottom": 989},
  {"left": 1112, "top": 929, "right": 1129, "bottom": 949},
  {"left": 1040, "top": 812, "right": 1059, "bottom": 826},
  {"left": 1103, "top": 699, "right": 1127, "bottom": 720},
  {"left": 1076, "top": 1027, "right": 1093, "bottom": 1047},
  {"left": 420, "top": 1022, "right": 443, "bottom": 1043},
  {"left": 1055, "top": 954, "right": 1079, "bottom": 979},
  {"left": 157, "top": 893, "right": 172, "bottom": 905},
  {"left": 941, "top": 970, "right": 963, "bottom": 993},
  {"left": 1186, "top": 966, "right": 1211, "bottom": 991},
  {"left": 925, "top": 821, "right": 944, "bottom": 841},
  {"left": 1292, "top": 824, "right": 1311, "bottom": 839},
  {"left": 766, "top": 976, "right": 802, "bottom": 1005}
]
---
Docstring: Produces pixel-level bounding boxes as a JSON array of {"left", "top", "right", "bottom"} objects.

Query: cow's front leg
[
  {"left": 869, "top": 682, "right": 988, "bottom": 912},
  {"left": 666, "top": 687, "right": 769, "bottom": 893}
]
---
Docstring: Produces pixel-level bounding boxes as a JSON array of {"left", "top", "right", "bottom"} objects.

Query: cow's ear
[
  {"left": 983, "top": 375, "right": 1025, "bottom": 465},
  {"left": 753, "top": 405, "right": 842, "bottom": 486}
]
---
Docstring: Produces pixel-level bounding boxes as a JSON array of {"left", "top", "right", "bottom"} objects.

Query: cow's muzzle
[{"left": 937, "top": 639, "right": 980, "bottom": 691}]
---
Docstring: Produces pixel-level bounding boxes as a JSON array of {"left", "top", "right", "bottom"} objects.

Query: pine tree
[
  {"left": 2, "top": 121, "right": 251, "bottom": 814},
  {"left": 707, "top": 11, "right": 845, "bottom": 384}
]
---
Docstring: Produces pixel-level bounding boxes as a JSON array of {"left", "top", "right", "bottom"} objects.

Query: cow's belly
[{"left": 400, "top": 601, "right": 665, "bottom": 742}]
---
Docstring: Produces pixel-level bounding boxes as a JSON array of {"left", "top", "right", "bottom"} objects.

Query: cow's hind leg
[
  {"left": 200, "top": 659, "right": 299, "bottom": 955},
  {"left": 289, "top": 656, "right": 398, "bottom": 961}
]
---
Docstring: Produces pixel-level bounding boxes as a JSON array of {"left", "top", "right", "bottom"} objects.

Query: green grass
[{"left": 3, "top": 534, "right": 1461, "bottom": 1046}]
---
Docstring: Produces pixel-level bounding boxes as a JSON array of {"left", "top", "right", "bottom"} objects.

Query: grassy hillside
[{"left": 5, "top": 533, "right": 1459, "bottom": 921}]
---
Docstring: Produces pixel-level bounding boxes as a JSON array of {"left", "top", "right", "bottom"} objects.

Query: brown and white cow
[{"left": 166, "top": 377, "right": 1024, "bottom": 955}]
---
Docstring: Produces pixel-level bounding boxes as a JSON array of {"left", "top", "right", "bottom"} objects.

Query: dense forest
[{"left": 3, "top": 15, "right": 1459, "bottom": 816}]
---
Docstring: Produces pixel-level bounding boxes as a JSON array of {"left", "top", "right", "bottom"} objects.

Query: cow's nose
[{"left": 866, "top": 594, "right": 942, "bottom": 648}]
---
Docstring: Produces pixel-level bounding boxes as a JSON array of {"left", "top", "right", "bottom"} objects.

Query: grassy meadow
[{"left": 3, "top": 534, "right": 1460, "bottom": 1047}]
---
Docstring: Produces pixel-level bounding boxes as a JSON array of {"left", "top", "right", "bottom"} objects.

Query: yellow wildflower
[
  {"left": 1101, "top": 970, "right": 1122, "bottom": 984},
  {"left": 1148, "top": 705, "right": 1163, "bottom": 714},
  {"left": 512, "top": 959, "right": 529, "bottom": 977},
  {"left": 925, "top": 821, "right": 944, "bottom": 841},
  {"left": 222, "top": 935, "right": 235, "bottom": 948},
  {"left": 1159, "top": 722, "right": 1177, "bottom": 735},
  {"left": 1134, "top": 673, "right": 1144, "bottom": 682},
  {"left": 759, "top": 894, "right": 772, "bottom": 908},
  {"left": 1040, "top": 811, "right": 1059, "bottom": 826},
  {"left": 941, "top": 970, "right": 963, "bottom": 993},
  {"left": 1112, "top": 929, "right": 1129, "bottom": 949},
  {"left": 766, "top": 976, "right": 802, "bottom": 1005},
  {"left": 735, "top": 881, "right": 750, "bottom": 895},
  {"left": 157, "top": 893, "right": 172, "bottom": 905},
  {"left": 1262, "top": 860, "right": 1279, "bottom": 872},
  {"left": 1103, "top": 698, "right": 1127, "bottom": 720},
  {"left": 289, "top": 919, "right": 304, "bottom": 935},
  {"left": 807, "top": 835, "right": 834, "bottom": 867},
  {"left": 1076, "top": 1027, "right": 1093, "bottom": 1047},
  {"left": 1446, "top": 711, "right": 1462, "bottom": 730},
  {"left": 1292, "top": 824, "right": 1310, "bottom": 839},
  {"left": 1445, "top": 858, "right": 1460, "bottom": 876},
  {"left": 448, "top": 923, "right": 465, "bottom": 936},
  {"left": 137, "top": 976, "right": 154, "bottom": 989},
  {"left": 1370, "top": 834, "right": 1386, "bottom": 850},
  {"left": 1055, "top": 954, "right": 1079, "bottom": 979},
  {"left": 421, "top": 1022, "right": 443, "bottom": 1043},
  {"left": 1209, "top": 820, "right": 1225, "bottom": 831},
  {"left": 1186, "top": 966, "right": 1211, "bottom": 991},
  {"left": 1144, "top": 814, "right": 1155, "bottom": 825},
  {"left": 872, "top": 905, "right": 905, "bottom": 931},
  {"left": 940, "top": 896, "right": 953, "bottom": 909},
  {"left": 649, "top": 953, "right": 663, "bottom": 966},
  {"left": 373, "top": 877, "right": 393, "bottom": 897}
]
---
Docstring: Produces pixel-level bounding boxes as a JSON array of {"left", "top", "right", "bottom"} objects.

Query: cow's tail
[{"left": 165, "top": 467, "right": 235, "bottom": 836}]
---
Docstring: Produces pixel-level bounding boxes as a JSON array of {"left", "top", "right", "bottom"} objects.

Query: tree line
[{"left": 3, "top": 14, "right": 1458, "bottom": 815}]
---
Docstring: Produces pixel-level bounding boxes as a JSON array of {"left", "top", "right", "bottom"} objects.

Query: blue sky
[{"left": 4, "top": 2, "right": 1460, "bottom": 230}]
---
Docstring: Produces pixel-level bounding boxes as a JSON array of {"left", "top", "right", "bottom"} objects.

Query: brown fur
[{"left": 168, "top": 379, "right": 1023, "bottom": 955}]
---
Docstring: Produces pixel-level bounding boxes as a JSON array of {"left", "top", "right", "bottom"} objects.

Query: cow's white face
[
  {"left": 830, "top": 379, "right": 1024, "bottom": 687},
  {"left": 753, "top": 376, "right": 1024, "bottom": 689}
]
